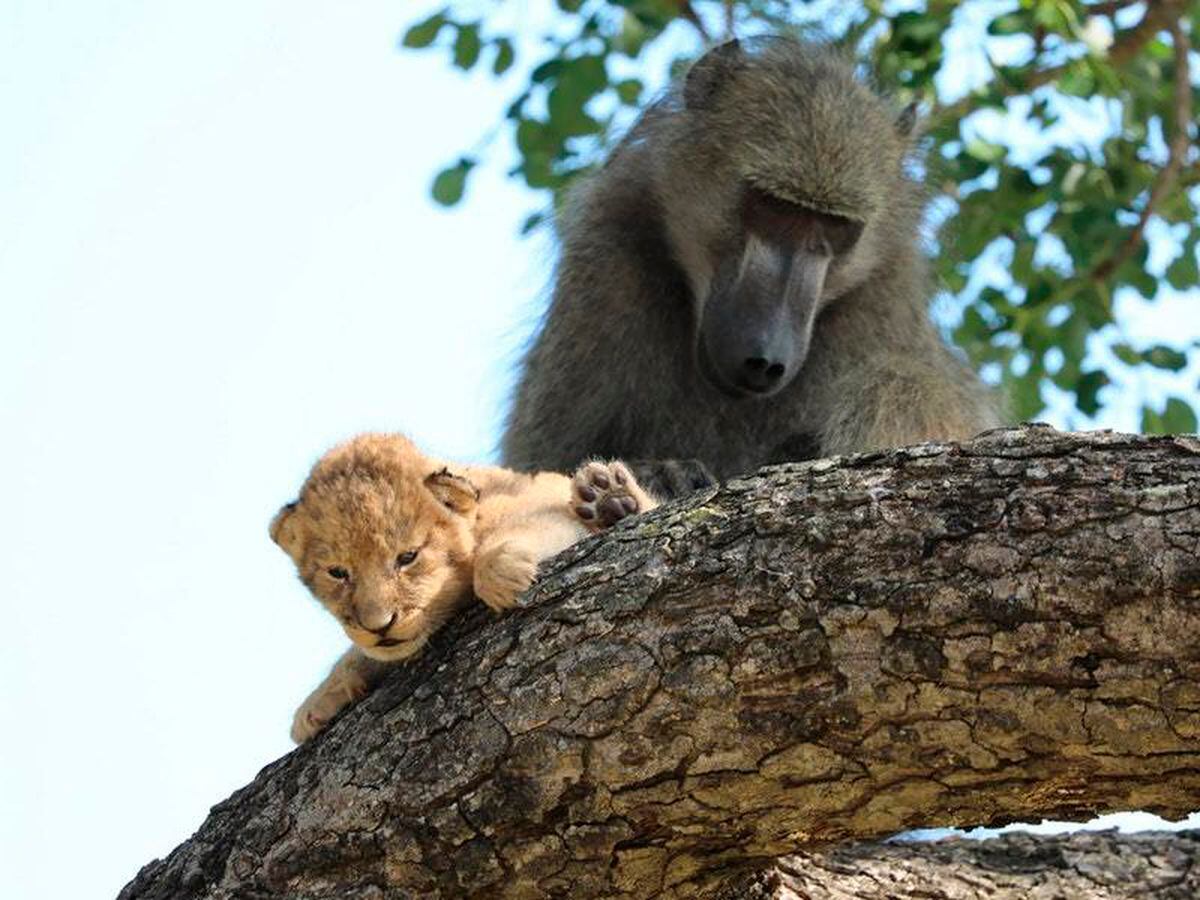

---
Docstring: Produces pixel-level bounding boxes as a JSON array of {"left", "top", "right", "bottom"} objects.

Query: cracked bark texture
[{"left": 120, "top": 425, "right": 1200, "bottom": 899}]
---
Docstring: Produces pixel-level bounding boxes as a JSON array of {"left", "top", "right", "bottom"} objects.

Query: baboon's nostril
[{"left": 741, "top": 356, "right": 787, "bottom": 392}]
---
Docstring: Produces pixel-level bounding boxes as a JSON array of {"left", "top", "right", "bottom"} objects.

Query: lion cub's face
[{"left": 271, "top": 434, "right": 479, "bottom": 661}]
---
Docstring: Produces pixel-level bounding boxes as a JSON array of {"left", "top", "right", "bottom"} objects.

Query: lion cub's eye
[
  {"left": 326, "top": 566, "right": 350, "bottom": 581},
  {"left": 395, "top": 549, "right": 419, "bottom": 568}
]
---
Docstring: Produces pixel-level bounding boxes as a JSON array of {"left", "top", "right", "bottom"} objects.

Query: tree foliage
[{"left": 400, "top": 0, "right": 1199, "bottom": 431}]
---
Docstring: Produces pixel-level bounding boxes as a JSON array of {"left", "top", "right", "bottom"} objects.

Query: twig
[
  {"left": 1086, "top": 0, "right": 1143, "bottom": 17},
  {"left": 678, "top": 1, "right": 712, "bottom": 43},
  {"left": 1090, "top": 18, "right": 1193, "bottom": 282}
]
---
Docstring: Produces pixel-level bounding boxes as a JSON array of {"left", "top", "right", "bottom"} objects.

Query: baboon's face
[
  {"left": 670, "top": 38, "right": 907, "bottom": 398},
  {"left": 696, "top": 187, "right": 862, "bottom": 397}
]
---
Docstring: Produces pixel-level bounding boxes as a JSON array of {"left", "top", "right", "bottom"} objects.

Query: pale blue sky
[{"left": 1, "top": 3, "right": 1197, "bottom": 898}]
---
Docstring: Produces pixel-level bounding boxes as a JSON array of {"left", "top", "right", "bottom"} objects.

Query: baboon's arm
[
  {"left": 817, "top": 349, "right": 1004, "bottom": 454},
  {"left": 502, "top": 232, "right": 670, "bottom": 472}
]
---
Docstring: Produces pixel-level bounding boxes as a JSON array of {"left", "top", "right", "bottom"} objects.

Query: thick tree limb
[
  {"left": 120, "top": 425, "right": 1200, "bottom": 899},
  {"left": 717, "top": 830, "right": 1200, "bottom": 899}
]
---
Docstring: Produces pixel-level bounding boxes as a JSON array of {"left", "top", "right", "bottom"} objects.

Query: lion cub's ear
[
  {"left": 424, "top": 468, "right": 479, "bottom": 515},
  {"left": 270, "top": 501, "right": 303, "bottom": 558}
]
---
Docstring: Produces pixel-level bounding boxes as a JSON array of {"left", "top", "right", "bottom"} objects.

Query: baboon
[{"left": 502, "top": 37, "right": 1002, "bottom": 487}]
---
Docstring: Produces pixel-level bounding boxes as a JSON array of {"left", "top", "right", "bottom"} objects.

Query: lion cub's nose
[{"left": 356, "top": 609, "right": 397, "bottom": 633}]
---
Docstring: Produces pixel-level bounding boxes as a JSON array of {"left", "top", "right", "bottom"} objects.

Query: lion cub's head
[{"left": 271, "top": 434, "right": 479, "bottom": 661}]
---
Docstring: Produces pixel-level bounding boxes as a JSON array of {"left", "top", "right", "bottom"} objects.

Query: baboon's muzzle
[{"left": 699, "top": 238, "right": 829, "bottom": 397}]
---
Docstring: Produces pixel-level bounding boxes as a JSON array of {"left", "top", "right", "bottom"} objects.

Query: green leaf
[
  {"left": 1009, "top": 373, "right": 1044, "bottom": 421},
  {"left": 1126, "top": 263, "right": 1159, "bottom": 299},
  {"left": 1074, "top": 369, "right": 1110, "bottom": 416},
  {"left": 614, "top": 12, "right": 652, "bottom": 57},
  {"left": 1012, "top": 239, "right": 1035, "bottom": 282},
  {"left": 452, "top": 24, "right": 482, "bottom": 70},
  {"left": 401, "top": 12, "right": 447, "bottom": 49},
  {"left": 891, "top": 11, "right": 944, "bottom": 46},
  {"left": 504, "top": 91, "right": 529, "bottom": 121},
  {"left": 1057, "top": 63, "right": 1095, "bottom": 98},
  {"left": 492, "top": 38, "right": 514, "bottom": 75},
  {"left": 547, "top": 86, "right": 600, "bottom": 137},
  {"left": 1165, "top": 247, "right": 1199, "bottom": 290},
  {"left": 1163, "top": 398, "right": 1196, "bottom": 434},
  {"left": 520, "top": 211, "right": 546, "bottom": 235},
  {"left": 1144, "top": 398, "right": 1199, "bottom": 434},
  {"left": 941, "top": 262, "right": 968, "bottom": 293},
  {"left": 565, "top": 55, "right": 608, "bottom": 95},
  {"left": 520, "top": 153, "right": 557, "bottom": 189},
  {"left": 987, "top": 12, "right": 1029, "bottom": 35},
  {"left": 1073, "top": 283, "right": 1114, "bottom": 329},
  {"left": 615, "top": 78, "right": 643, "bottom": 105},
  {"left": 531, "top": 59, "right": 563, "bottom": 83},
  {"left": 627, "top": 0, "right": 682, "bottom": 30},
  {"left": 516, "top": 118, "right": 555, "bottom": 156},
  {"left": 1143, "top": 345, "right": 1189, "bottom": 371},
  {"left": 542, "top": 55, "right": 608, "bottom": 138},
  {"left": 1111, "top": 342, "right": 1141, "bottom": 366},
  {"left": 430, "top": 158, "right": 474, "bottom": 206},
  {"left": 964, "top": 139, "right": 1005, "bottom": 164}
]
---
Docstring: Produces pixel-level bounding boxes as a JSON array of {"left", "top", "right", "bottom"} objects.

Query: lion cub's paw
[
  {"left": 290, "top": 677, "right": 370, "bottom": 744},
  {"left": 572, "top": 460, "right": 651, "bottom": 532},
  {"left": 474, "top": 542, "right": 539, "bottom": 611}
]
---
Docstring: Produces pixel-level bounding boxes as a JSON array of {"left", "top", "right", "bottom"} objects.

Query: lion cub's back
[{"left": 466, "top": 465, "right": 576, "bottom": 535}]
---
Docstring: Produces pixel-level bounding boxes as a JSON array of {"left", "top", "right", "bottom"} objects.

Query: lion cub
[{"left": 271, "top": 433, "right": 658, "bottom": 742}]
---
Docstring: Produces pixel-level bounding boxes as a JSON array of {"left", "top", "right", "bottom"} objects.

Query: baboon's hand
[
  {"left": 474, "top": 542, "right": 539, "bottom": 611},
  {"left": 767, "top": 432, "right": 822, "bottom": 465},
  {"left": 624, "top": 458, "right": 716, "bottom": 501},
  {"left": 572, "top": 460, "right": 656, "bottom": 532}
]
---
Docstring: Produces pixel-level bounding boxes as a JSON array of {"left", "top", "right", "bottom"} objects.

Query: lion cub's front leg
[
  {"left": 291, "top": 648, "right": 387, "bottom": 743},
  {"left": 571, "top": 460, "right": 659, "bottom": 532},
  {"left": 473, "top": 539, "right": 541, "bottom": 612}
]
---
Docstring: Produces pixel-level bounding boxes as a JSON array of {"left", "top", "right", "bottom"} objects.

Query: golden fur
[{"left": 272, "top": 434, "right": 656, "bottom": 742}]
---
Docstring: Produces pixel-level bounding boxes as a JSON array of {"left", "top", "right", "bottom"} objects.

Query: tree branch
[
  {"left": 1090, "top": 18, "right": 1194, "bottom": 283},
  {"left": 678, "top": 2, "right": 712, "bottom": 43},
  {"left": 1085, "top": 0, "right": 1144, "bottom": 18},
  {"left": 120, "top": 426, "right": 1200, "bottom": 899},
  {"left": 714, "top": 830, "right": 1200, "bottom": 898}
]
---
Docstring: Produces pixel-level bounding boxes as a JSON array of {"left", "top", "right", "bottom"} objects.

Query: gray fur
[{"left": 502, "top": 37, "right": 1002, "bottom": 480}]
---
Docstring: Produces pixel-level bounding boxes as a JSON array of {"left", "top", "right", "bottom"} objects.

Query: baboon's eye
[
  {"left": 742, "top": 187, "right": 863, "bottom": 255},
  {"left": 396, "top": 549, "right": 419, "bottom": 568},
  {"left": 327, "top": 566, "right": 350, "bottom": 581}
]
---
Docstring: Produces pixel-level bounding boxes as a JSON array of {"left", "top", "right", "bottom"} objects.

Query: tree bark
[
  {"left": 717, "top": 830, "right": 1200, "bottom": 898},
  {"left": 120, "top": 425, "right": 1200, "bottom": 899}
]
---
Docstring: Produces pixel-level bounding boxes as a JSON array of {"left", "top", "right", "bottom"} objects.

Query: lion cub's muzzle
[{"left": 343, "top": 607, "right": 431, "bottom": 658}]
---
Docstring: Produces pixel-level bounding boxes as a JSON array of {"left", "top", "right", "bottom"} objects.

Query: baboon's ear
[
  {"left": 895, "top": 101, "right": 920, "bottom": 138},
  {"left": 270, "top": 501, "right": 303, "bottom": 557},
  {"left": 684, "top": 39, "right": 743, "bottom": 110},
  {"left": 424, "top": 468, "right": 479, "bottom": 515}
]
